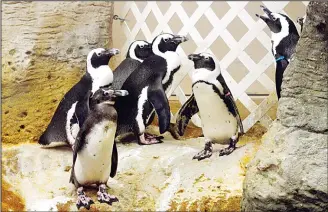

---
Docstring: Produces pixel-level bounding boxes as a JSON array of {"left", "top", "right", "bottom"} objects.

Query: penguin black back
[
  {"left": 112, "top": 40, "right": 153, "bottom": 90},
  {"left": 275, "top": 53, "right": 289, "bottom": 99},
  {"left": 114, "top": 55, "right": 169, "bottom": 136}
]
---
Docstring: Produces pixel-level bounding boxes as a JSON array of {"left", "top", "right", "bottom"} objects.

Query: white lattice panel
[{"left": 114, "top": 1, "right": 308, "bottom": 132}]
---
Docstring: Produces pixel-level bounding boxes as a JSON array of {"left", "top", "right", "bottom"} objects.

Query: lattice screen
[{"left": 113, "top": 1, "right": 308, "bottom": 132}]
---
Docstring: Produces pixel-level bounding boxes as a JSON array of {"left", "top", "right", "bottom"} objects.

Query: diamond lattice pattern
[{"left": 116, "top": 1, "right": 309, "bottom": 131}]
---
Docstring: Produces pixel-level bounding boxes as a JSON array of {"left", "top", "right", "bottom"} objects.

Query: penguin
[
  {"left": 256, "top": 5, "right": 299, "bottom": 99},
  {"left": 256, "top": 5, "right": 299, "bottom": 61},
  {"left": 114, "top": 33, "right": 189, "bottom": 145},
  {"left": 38, "top": 48, "right": 120, "bottom": 148},
  {"left": 274, "top": 53, "right": 289, "bottom": 99},
  {"left": 70, "top": 87, "right": 129, "bottom": 210},
  {"left": 111, "top": 40, "right": 153, "bottom": 90},
  {"left": 175, "top": 53, "right": 244, "bottom": 160}
]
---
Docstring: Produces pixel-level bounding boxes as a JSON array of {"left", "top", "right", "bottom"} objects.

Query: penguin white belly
[
  {"left": 193, "top": 83, "right": 237, "bottom": 144},
  {"left": 74, "top": 120, "right": 116, "bottom": 185}
]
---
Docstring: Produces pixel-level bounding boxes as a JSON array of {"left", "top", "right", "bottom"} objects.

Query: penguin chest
[
  {"left": 193, "top": 83, "right": 237, "bottom": 144},
  {"left": 75, "top": 120, "right": 117, "bottom": 185}
]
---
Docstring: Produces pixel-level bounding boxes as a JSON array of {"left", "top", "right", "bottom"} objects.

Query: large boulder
[
  {"left": 242, "top": 1, "right": 328, "bottom": 211},
  {"left": 2, "top": 1, "right": 114, "bottom": 145}
]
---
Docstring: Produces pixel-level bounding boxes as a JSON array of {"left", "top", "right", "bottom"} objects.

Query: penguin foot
[
  {"left": 145, "top": 133, "right": 164, "bottom": 140},
  {"left": 218, "top": 146, "right": 236, "bottom": 156},
  {"left": 97, "top": 184, "right": 119, "bottom": 205},
  {"left": 193, "top": 141, "right": 213, "bottom": 161},
  {"left": 139, "top": 134, "right": 163, "bottom": 145},
  {"left": 219, "top": 138, "right": 237, "bottom": 156},
  {"left": 76, "top": 187, "right": 94, "bottom": 210}
]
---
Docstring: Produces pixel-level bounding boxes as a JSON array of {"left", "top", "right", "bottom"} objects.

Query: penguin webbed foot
[
  {"left": 97, "top": 184, "right": 119, "bottom": 205},
  {"left": 145, "top": 133, "right": 164, "bottom": 140},
  {"left": 193, "top": 141, "right": 213, "bottom": 161},
  {"left": 138, "top": 133, "right": 163, "bottom": 145},
  {"left": 219, "top": 138, "right": 237, "bottom": 156},
  {"left": 76, "top": 187, "right": 94, "bottom": 210}
]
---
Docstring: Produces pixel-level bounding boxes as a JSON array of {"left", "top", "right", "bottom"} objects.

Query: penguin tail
[
  {"left": 38, "top": 133, "right": 50, "bottom": 146},
  {"left": 38, "top": 133, "right": 69, "bottom": 148}
]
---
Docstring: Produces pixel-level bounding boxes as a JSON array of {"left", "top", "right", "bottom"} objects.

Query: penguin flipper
[
  {"left": 110, "top": 142, "right": 118, "bottom": 178},
  {"left": 225, "top": 94, "right": 244, "bottom": 135},
  {"left": 217, "top": 75, "right": 244, "bottom": 135},
  {"left": 70, "top": 118, "right": 92, "bottom": 186},
  {"left": 175, "top": 94, "right": 199, "bottom": 136},
  {"left": 147, "top": 81, "right": 170, "bottom": 134}
]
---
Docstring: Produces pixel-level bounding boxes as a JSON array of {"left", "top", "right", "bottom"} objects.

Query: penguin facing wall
[
  {"left": 256, "top": 5, "right": 299, "bottom": 61},
  {"left": 256, "top": 5, "right": 299, "bottom": 99},
  {"left": 70, "top": 87, "right": 129, "bottom": 210},
  {"left": 114, "top": 33, "right": 188, "bottom": 145},
  {"left": 38, "top": 48, "right": 120, "bottom": 147},
  {"left": 112, "top": 40, "right": 153, "bottom": 90},
  {"left": 175, "top": 53, "right": 244, "bottom": 160}
]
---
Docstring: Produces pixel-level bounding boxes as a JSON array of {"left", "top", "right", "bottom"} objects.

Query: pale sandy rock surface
[{"left": 2, "top": 125, "right": 263, "bottom": 211}]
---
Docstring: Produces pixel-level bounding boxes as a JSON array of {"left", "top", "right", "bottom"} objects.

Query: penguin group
[{"left": 38, "top": 5, "right": 305, "bottom": 210}]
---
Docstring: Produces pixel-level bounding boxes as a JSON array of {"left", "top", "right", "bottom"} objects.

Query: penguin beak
[
  {"left": 256, "top": 5, "right": 275, "bottom": 22},
  {"left": 104, "top": 48, "right": 120, "bottom": 56},
  {"left": 113, "top": 90, "right": 129, "bottom": 97},
  {"left": 188, "top": 54, "right": 201, "bottom": 61},
  {"left": 171, "top": 35, "right": 189, "bottom": 44}
]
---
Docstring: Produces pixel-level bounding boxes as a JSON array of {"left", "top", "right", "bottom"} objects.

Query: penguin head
[
  {"left": 151, "top": 33, "right": 189, "bottom": 56},
  {"left": 256, "top": 5, "right": 293, "bottom": 34},
  {"left": 188, "top": 53, "right": 221, "bottom": 83},
  {"left": 87, "top": 48, "right": 120, "bottom": 69},
  {"left": 127, "top": 40, "right": 153, "bottom": 62},
  {"left": 90, "top": 87, "right": 129, "bottom": 107}
]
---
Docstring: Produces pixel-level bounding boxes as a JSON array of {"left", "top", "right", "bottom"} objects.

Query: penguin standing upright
[
  {"left": 115, "top": 33, "right": 188, "bottom": 145},
  {"left": 175, "top": 53, "right": 244, "bottom": 160},
  {"left": 112, "top": 40, "right": 153, "bottom": 90},
  {"left": 38, "top": 48, "right": 120, "bottom": 147},
  {"left": 70, "top": 87, "right": 129, "bottom": 210},
  {"left": 256, "top": 5, "right": 299, "bottom": 99}
]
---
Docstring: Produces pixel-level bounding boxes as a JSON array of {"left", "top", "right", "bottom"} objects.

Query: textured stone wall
[{"left": 2, "top": 1, "right": 114, "bottom": 144}]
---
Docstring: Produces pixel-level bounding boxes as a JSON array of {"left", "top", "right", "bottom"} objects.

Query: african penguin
[
  {"left": 38, "top": 48, "right": 120, "bottom": 148},
  {"left": 114, "top": 33, "right": 188, "bottom": 145},
  {"left": 175, "top": 53, "right": 244, "bottom": 160},
  {"left": 256, "top": 5, "right": 299, "bottom": 61},
  {"left": 112, "top": 40, "right": 153, "bottom": 90},
  {"left": 274, "top": 53, "right": 289, "bottom": 99},
  {"left": 70, "top": 87, "right": 129, "bottom": 210}
]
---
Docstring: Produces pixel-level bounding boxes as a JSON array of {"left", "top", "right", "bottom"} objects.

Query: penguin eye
[
  {"left": 140, "top": 45, "right": 144, "bottom": 49},
  {"left": 204, "top": 56, "right": 210, "bottom": 60},
  {"left": 163, "top": 38, "right": 169, "bottom": 42}
]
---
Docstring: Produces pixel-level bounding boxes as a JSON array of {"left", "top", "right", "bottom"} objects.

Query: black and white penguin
[
  {"left": 256, "top": 5, "right": 299, "bottom": 99},
  {"left": 274, "top": 53, "right": 289, "bottom": 99},
  {"left": 38, "top": 48, "right": 120, "bottom": 148},
  {"left": 111, "top": 40, "right": 153, "bottom": 90},
  {"left": 114, "top": 33, "right": 188, "bottom": 145},
  {"left": 70, "top": 87, "right": 129, "bottom": 210},
  {"left": 175, "top": 53, "right": 244, "bottom": 160},
  {"left": 256, "top": 5, "right": 299, "bottom": 61}
]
